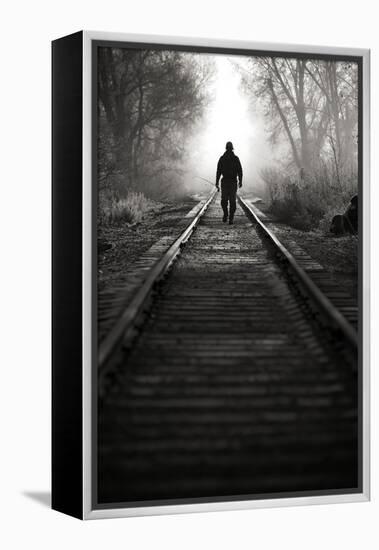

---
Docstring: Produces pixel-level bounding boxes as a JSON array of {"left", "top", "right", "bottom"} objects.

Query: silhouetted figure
[
  {"left": 330, "top": 195, "right": 358, "bottom": 235},
  {"left": 216, "top": 142, "right": 243, "bottom": 224},
  {"left": 347, "top": 194, "right": 358, "bottom": 232}
]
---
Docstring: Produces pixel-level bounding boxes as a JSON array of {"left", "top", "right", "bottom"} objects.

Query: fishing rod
[{"left": 195, "top": 175, "right": 215, "bottom": 187}]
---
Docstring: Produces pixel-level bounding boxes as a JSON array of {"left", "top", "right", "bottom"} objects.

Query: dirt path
[{"left": 97, "top": 197, "right": 199, "bottom": 293}]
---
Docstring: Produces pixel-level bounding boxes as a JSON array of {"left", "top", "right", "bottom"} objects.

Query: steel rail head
[
  {"left": 98, "top": 188, "right": 217, "bottom": 372},
  {"left": 238, "top": 195, "right": 358, "bottom": 351}
]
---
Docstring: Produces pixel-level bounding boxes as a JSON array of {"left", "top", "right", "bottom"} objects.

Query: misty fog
[
  {"left": 98, "top": 47, "right": 358, "bottom": 231},
  {"left": 183, "top": 55, "right": 273, "bottom": 197}
]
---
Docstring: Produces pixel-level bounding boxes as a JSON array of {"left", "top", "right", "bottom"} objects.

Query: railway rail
[
  {"left": 98, "top": 189, "right": 217, "bottom": 371},
  {"left": 97, "top": 189, "right": 359, "bottom": 503}
]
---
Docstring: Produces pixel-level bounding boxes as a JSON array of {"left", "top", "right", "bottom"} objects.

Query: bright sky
[
  {"left": 202, "top": 55, "right": 255, "bottom": 164},
  {"left": 186, "top": 54, "right": 270, "bottom": 193}
]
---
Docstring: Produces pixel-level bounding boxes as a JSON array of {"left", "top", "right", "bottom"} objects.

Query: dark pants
[{"left": 221, "top": 180, "right": 237, "bottom": 219}]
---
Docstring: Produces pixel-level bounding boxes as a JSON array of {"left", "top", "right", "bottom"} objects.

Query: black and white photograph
[
  {"left": 95, "top": 41, "right": 363, "bottom": 507},
  {"left": 3, "top": 0, "right": 378, "bottom": 546},
  {"left": 3, "top": 0, "right": 379, "bottom": 541}
]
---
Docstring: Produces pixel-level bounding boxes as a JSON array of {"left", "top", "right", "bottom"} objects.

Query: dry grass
[
  {"left": 99, "top": 191, "right": 156, "bottom": 226},
  {"left": 261, "top": 165, "right": 357, "bottom": 231}
]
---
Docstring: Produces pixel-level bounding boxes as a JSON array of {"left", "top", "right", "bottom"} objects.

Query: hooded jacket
[{"left": 216, "top": 150, "right": 243, "bottom": 185}]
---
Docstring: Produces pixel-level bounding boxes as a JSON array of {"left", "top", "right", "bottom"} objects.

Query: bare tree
[
  {"left": 240, "top": 56, "right": 358, "bottom": 178},
  {"left": 305, "top": 60, "right": 358, "bottom": 171},
  {"left": 98, "top": 48, "right": 213, "bottom": 196}
]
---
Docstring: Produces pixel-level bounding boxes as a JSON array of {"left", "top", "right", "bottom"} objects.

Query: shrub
[
  {"left": 261, "top": 164, "right": 357, "bottom": 232},
  {"left": 98, "top": 191, "right": 155, "bottom": 226}
]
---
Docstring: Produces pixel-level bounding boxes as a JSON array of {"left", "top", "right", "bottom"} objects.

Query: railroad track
[{"left": 97, "top": 190, "right": 359, "bottom": 504}]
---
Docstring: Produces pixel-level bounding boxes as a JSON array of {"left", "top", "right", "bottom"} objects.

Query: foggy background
[
  {"left": 183, "top": 55, "right": 272, "bottom": 197},
  {"left": 98, "top": 48, "right": 358, "bottom": 231}
]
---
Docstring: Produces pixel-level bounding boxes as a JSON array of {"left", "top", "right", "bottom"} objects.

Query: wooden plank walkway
[{"left": 98, "top": 196, "right": 358, "bottom": 505}]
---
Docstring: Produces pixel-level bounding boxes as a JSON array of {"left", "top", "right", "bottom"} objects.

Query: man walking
[{"left": 216, "top": 141, "right": 243, "bottom": 225}]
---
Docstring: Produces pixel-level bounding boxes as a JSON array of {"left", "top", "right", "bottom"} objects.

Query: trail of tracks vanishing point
[{"left": 97, "top": 189, "right": 359, "bottom": 504}]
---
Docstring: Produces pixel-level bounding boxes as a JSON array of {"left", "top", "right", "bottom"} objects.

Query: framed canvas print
[{"left": 52, "top": 31, "right": 370, "bottom": 519}]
